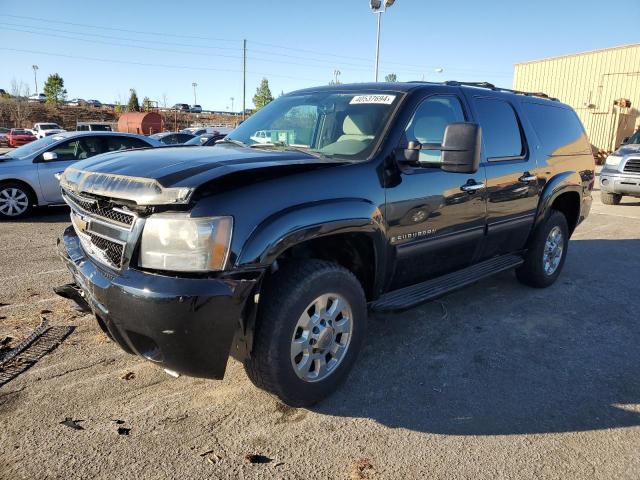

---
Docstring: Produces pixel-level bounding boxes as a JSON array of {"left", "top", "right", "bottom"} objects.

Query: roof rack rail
[{"left": 443, "top": 81, "right": 559, "bottom": 101}]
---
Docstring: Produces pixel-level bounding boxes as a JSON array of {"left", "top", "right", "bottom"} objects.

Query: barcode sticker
[{"left": 350, "top": 95, "right": 396, "bottom": 105}]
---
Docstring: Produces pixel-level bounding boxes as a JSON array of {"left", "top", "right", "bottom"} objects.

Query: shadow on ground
[
  {"left": 6, "top": 205, "right": 69, "bottom": 224},
  {"left": 315, "top": 238, "right": 640, "bottom": 436}
]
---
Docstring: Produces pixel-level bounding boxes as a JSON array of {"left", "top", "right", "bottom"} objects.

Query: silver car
[{"left": 0, "top": 131, "right": 161, "bottom": 219}]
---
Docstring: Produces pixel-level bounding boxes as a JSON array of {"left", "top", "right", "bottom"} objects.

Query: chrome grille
[
  {"left": 64, "top": 190, "right": 134, "bottom": 227},
  {"left": 623, "top": 159, "right": 640, "bottom": 174},
  {"left": 63, "top": 188, "right": 141, "bottom": 270},
  {"left": 88, "top": 233, "right": 125, "bottom": 268}
]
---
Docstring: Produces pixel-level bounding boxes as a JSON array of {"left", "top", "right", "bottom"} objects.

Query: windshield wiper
[
  {"left": 249, "top": 141, "right": 286, "bottom": 148},
  {"left": 250, "top": 142, "right": 327, "bottom": 159}
]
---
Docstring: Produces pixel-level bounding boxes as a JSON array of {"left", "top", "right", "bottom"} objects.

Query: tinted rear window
[
  {"left": 473, "top": 98, "right": 523, "bottom": 159},
  {"left": 522, "top": 103, "right": 589, "bottom": 156}
]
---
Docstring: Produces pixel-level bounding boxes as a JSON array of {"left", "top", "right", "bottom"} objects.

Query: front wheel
[
  {"left": 244, "top": 259, "right": 367, "bottom": 407},
  {"left": 516, "top": 210, "right": 569, "bottom": 288},
  {"left": 601, "top": 191, "right": 622, "bottom": 205},
  {"left": 0, "top": 182, "right": 35, "bottom": 219}
]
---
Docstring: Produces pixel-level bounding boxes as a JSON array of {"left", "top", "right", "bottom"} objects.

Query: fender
[
  {"left": 237, "top": 197, "right": 388, "bottom": 289},
  {"left": 532, "top": 171, "right": 582, "bottom": 232}
]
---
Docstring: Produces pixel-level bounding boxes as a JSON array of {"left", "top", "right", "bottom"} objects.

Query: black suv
[{"left": 56, "top": 82, "right": 594, "bottom": 406}]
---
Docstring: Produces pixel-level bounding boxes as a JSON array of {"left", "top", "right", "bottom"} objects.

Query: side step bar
[{"left": 371, "top": 254, "right": 524, "bottom": 313}]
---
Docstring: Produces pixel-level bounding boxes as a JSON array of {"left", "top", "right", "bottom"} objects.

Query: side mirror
[
  {"left": 42, "top": 151, "right": 58, "bottom": 161},
  {"left": 622, "top": 136, "right": 630, "bottom": 144},
  {"left": 394, "top": 123, "right": 482, "bottom": 173},
  {"left": 440, "top": 122, "right": 481, "bottom": 174},
  {"left": 394, "top": 141, "right": 421, "bottom": 164}
]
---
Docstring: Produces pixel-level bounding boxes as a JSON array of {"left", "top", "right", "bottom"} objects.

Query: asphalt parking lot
[{"left": 1, "top": 181, "right": 639, "bottom": 479}]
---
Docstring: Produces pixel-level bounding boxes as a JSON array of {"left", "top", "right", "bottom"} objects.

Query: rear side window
[
  {"left": 105, "top": 136, "right": 149, "bottom": 151},
  {"left": 474, "top": 98, "right": 523, "bottom": 159},
  {"left": 522, "top": 103, "right": 589, "bottom": 156}
]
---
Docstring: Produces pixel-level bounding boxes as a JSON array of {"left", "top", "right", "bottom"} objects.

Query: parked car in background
[
  {"left": 85, "top": 99, "right": 102, "bottom": 108},
  {"left": 32, "top": 123, "right": 66, "bottom": 139},
  {"left": 183, "top": 132, "right": 227, "bottom": 146},
  {"left": 172, "top": 103, "right": 190, "bottom": 112},
  {"left": 181, "top": 126, "right": 233, "bottom": 136},
  {"left": 6, "top": 129, "right": 37, "bottom": 147},
  {"left": 600, "top": 129, "right": 640, "bottom": 205},
  {"left": 0, "top": 131, "right": 162, "bottom": 218},
  {"left": 190, "top": 105, "right": 202, "bottom": 113},
  {"left": 150, "top": 132, "right": 195, "bottom": 145},
  {"left": 0, "top": 127, "right": 9, "bottom": 146},
  {"left": 67, "top": 99, "right": 86, "bottom": 106},
  {"left": 28, "top": 94, "right": 47, "bottom": 103},
  {"left": 76, "top": 122, "right": 113, "bottom": 132}
]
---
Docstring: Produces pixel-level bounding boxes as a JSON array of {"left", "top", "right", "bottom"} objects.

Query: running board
[{"left": 371, "top": 254, "right": 524, "bottom": 313}]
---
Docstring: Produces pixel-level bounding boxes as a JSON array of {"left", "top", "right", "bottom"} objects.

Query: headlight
[
  {"left": 140, "top": 213, "right": 233, "bottom": 272},
  {"left": 605, "top": 155, "right": 623, "bottom": 168}
]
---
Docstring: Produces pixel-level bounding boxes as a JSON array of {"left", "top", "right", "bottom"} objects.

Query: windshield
[
  {"left": 626, "top": 130, "right": 640, "bottom": 145},
  {"left": 4, "top": 135, "right": 61, "bottom": 158},
  {"left": 41, "top": 124, "right": 61, "bottom": 130},
  {"left": 227, "top": 91, "right": 400, "bottom": 160}
]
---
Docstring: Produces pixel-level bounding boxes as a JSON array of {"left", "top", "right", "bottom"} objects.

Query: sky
[{"left": 1, "top": 0, "right": 638, "bottom": 112}]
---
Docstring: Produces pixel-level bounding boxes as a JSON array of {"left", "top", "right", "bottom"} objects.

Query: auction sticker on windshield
[{"left": 350, "top": 95, "right": 396, "bottom": 105}]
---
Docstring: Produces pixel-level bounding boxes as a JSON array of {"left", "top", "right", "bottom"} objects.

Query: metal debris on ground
[
  {"left": 60, "top": 418, "right": 84, "bottom": 430},
  {"left": 350, "top": 458, "right": 375, "bottom": 480},
  {"left": 121, "top": 371, "right": 135, "bottom": 380},
  {"left": 244, "top": 453, "right": 272, "bottom": 465},
  {"left": 0, "top": 318, "right": 50, "bottom": 365},
  {"left": 0, "top": 320, "right": 75, "bottom": 387}
]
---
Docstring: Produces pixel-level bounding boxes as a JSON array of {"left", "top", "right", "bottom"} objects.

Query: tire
[
  {"left": 516, "top": 210, "right": 569, "bottom": 288},
  {"left": 601, "top": 191, "right": 622, "bottom": 205},
  {"left": 0, "top": 182, "right": 35, "bottom": 219},
  {"left": 244, "top": 259, "right": 367, "bottom": 407}
]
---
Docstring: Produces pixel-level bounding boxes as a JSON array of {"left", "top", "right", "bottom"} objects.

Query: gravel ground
[{"left": 1, "top": 181, "right": 639, "bottom": 479}]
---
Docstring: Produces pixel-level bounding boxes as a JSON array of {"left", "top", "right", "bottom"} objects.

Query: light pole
[
  {"left": 370, "top": 0, "right": 395, "bottom": 82},
  {"left": 230, "top": 97, "right": 234, "bottom": 113},
  {"left": 32, "top": 65, "right": 39, "bottom": 95},
  {"left": 192, "top": 82, "right": 198, "bottom": 105}
]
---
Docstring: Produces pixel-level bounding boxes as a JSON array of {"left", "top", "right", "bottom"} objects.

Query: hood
[
  {"left": 616, "top": 144, "right": 640, "bottom": 156},
  {"left": 60, "top": 145, "right": 346, "bottom": 206}
]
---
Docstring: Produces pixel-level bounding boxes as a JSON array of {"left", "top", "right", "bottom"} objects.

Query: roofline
[{"left": 515, "top": 43, "right": 640, "bottom": 66}]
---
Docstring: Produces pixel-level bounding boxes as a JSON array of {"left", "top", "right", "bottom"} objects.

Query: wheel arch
[
  {"left": 533, "top": 172, "right": 582, "bottom": 237},
  {"left": 237, "top": 199, "right": 388, "bottom": 300}
]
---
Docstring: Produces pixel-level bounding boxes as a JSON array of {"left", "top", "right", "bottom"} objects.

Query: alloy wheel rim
[
  {"left": 0, "top": 187, "right": 29, "bottom": 216},
  {"left": 290, "top": 293, "right": 353, "bottom": 382},
  {"left": 543, "top": 226, "right": 564, "bottom": 276}
]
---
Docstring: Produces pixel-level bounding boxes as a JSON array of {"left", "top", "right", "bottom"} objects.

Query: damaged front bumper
[{"left": 57, "top": 226, "right": 258, "bottom": 379}]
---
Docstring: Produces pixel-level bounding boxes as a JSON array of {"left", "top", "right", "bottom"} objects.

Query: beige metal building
[{"left": 513, "top": 44, "right": 640, "bottom": 152}]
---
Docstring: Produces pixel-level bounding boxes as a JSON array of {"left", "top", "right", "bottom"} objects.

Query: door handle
[
  {"left": 519, "top": 173, "right": 537, "bottom": 183},
  {"left": 460, "top": 181, "right": 485, "bottom": 193}
]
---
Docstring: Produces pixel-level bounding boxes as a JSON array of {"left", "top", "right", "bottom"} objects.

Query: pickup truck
[
  {"left": 600, "top": 129, "right": 640, "bottom": 205},
  {"left": 32, "top": 123, "right": 66, "bottom": 139},
  {"left": 56, "top": 81, "right": 594, "bottom": 406}
]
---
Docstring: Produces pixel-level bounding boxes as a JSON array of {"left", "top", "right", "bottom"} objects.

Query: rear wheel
[
  {"left": 0, "top": 182, "right": 35, "bottom": 219},
  {"left": 244, "top": 259, "right": 367, "bottom": 407},
  {"left": 516, "top": 210, "right": 569, "bottom": 288},
  {"left": 601, "top": 191, "right": 622, "bottom": 205}
]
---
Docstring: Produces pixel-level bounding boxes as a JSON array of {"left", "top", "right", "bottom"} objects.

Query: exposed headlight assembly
[
  {"left": 604, "top": 155, "right": 623, "bottom": 168},
  {"left": 140, "top": 213, "right": 233, "bottom": 272}
]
